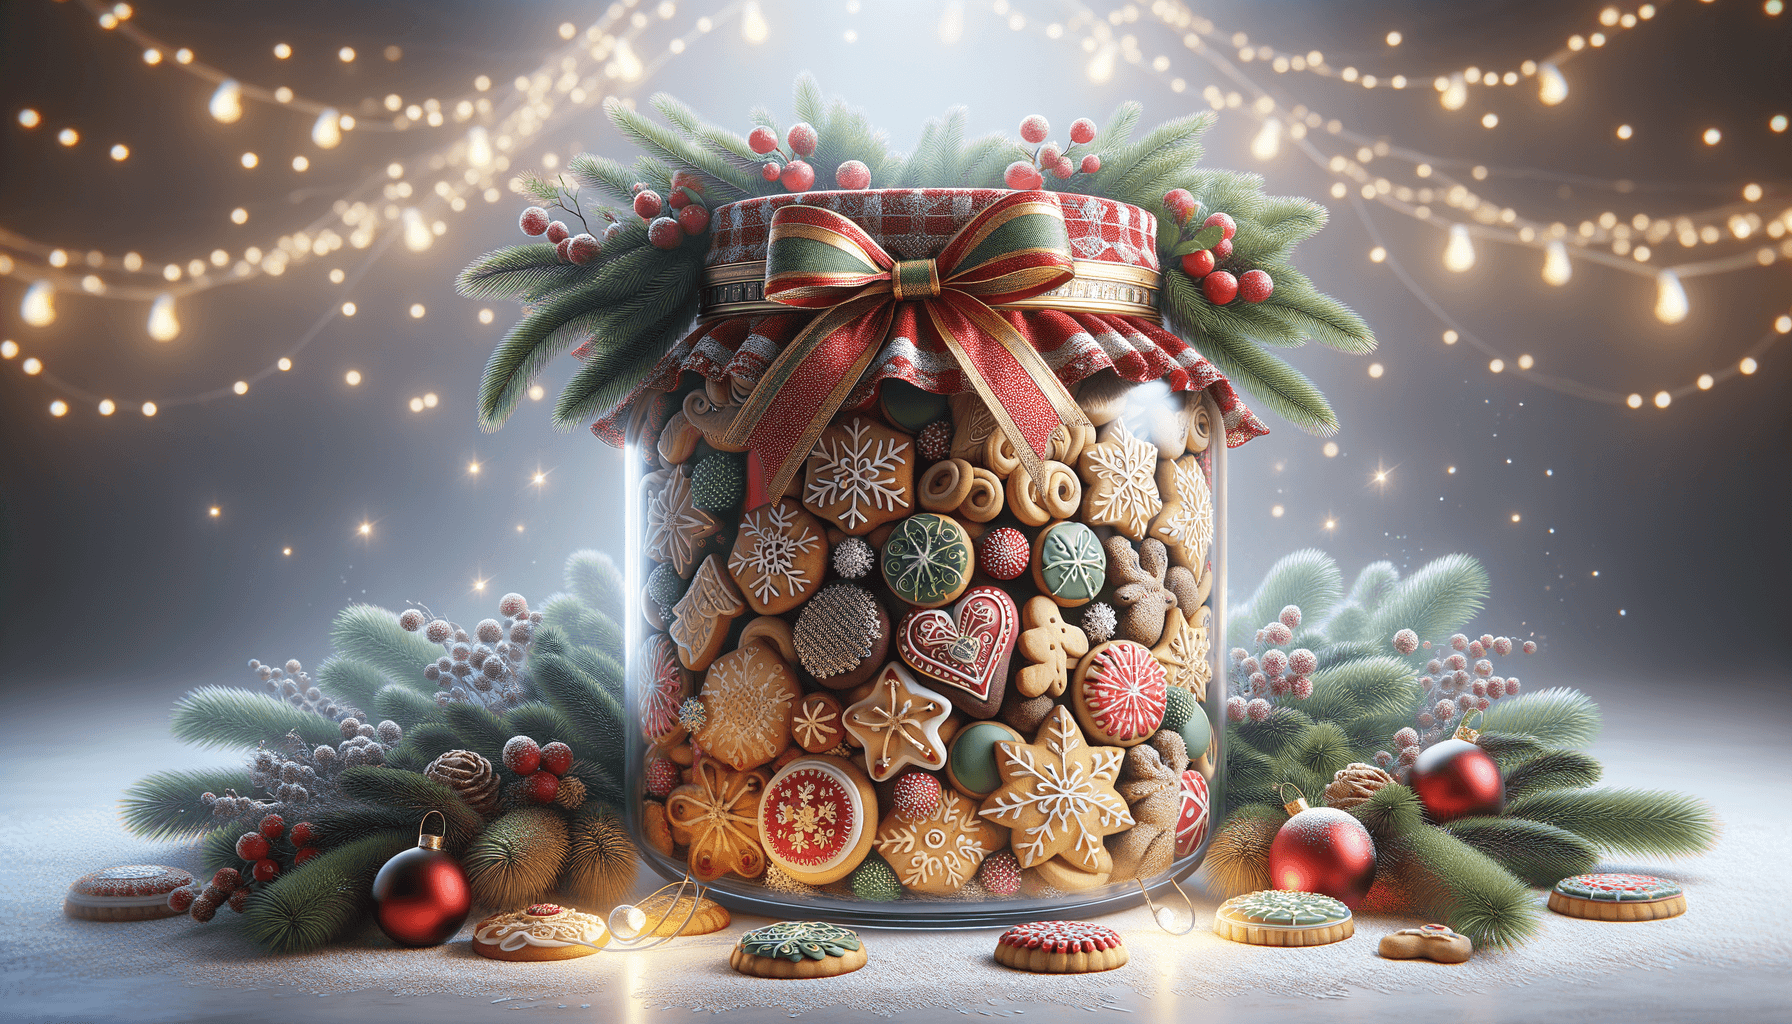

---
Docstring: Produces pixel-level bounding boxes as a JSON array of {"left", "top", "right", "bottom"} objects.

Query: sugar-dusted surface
[{"left": 1, "top": 678, "right": 1786, "bottom": 1022}]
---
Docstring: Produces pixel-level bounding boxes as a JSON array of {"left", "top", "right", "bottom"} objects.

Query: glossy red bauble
[
  {"left": 371, "top": 842, "right": 471, "bottom": 947},
  {"left": 1267, "top": 803, "right": 1377, "bottom": 908},
  {"left": 1411, "top": 738, "right": 1505, "bottom": 822}
]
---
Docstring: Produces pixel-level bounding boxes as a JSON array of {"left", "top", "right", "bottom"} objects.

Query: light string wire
[{"left": 4, "top": 1, "right": 750, "bottom": 416}]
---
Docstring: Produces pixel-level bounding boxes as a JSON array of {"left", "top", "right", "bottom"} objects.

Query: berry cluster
[
  {"left": 1163, "top": 190, "right": 1274, "bottom": 306},
  {"left": 627, "top": 168, "right": 713, "bottom": 250},
  {"left": 399, "top": 593, "right": 542, "bottom": 710},
  {"left": 168, "top": 815, "right": 318, "bottom": 922},
  {"left": 500, "top": 734, "right": 576, "bottom": 806},
  {"left": 249, "top": 658, "right": 360, "bottom": 723},
  {"left": 516, "top": 174, "right": 608, "bottom": 263},
  {"left": 1376, "top": 630, "right": 1537, "bottom": 771},
  {"left": 1224, "top": 604, "right": 1317, "bottom": 723},
  {"left": 746, "top": 121, "right": 862, "bottom": 193},
  {"left": 1002, "top": 114, "right": 1103, "bottom": 190}
]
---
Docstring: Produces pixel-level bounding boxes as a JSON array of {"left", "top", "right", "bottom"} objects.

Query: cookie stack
[{"left": 632, "top": 368, "right": 1221, "bottom": 904}]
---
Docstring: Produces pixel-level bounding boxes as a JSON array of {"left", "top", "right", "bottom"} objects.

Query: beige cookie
[
  {"left": 1077, "top": 419, "right": 1162, "bottom": 540},
  {"left": 917, "top": 459, "right": 1004, "bottom": 522},
  {"left": 1032, "top": 848, "right": 1113, "bottom": 891},
  {"left": 641, "top": 799, "right": 675, "bottom": 856},
  {"left": 665, "top": 759, "right": 768, "bottom": 882},
  {"left": 1106, "top": 731, "right": 1190, "bottom": 883},
  {"left": 875, "top": 788, "right": 1007, "bottom": 895},
  {"left": 728, "top": 499, "right": 827, "bottom": 614},
  {"left": 739, "top": 615, "right": 798, "bottom": 664},
  {"left": 656, "top": 409, "right": 703, "bottom": 465},
  {"left": 978, "top": 706, "right": 1132, "bottom": 871},
  {"left": 696, "top": 639, "right": 801, "bottom": 771},
  {"left": 631, "top": 892, "right": 732, "bottom": 937},
  {"left": 1214, "top": 890, "right": 1355, "bottom": 947},
  {"left": 668, "top": 554, "right": 746, "bottom": 671},
  {"left": 1184, "top": 391, "right": 1215, "bottom": 453},
  {"left": 948, "top": 392, "right": 1001, "bottom": 462},
  {"left": 1006, "top": 460, "right": 1082, "bottom": 527},
  {"left": 1152, "top": 606, "right": 1212, "bottom": 700},
  {"left": 731, "top": 922, "right": 868, "bottom": 978},
  {"left": 844, "top": 661, "right": 953, "bottom": 782},
  {"left": 792, "top": 692, "right": 846, "bottom": 754},
  {"left": 1379, "top": 924, "right": 1473, "bottom": 963},
  {"left": 1016, "top": 595, "right": 1089, "bottom": 699},
  {"left": 1103, "top": 536, "right": 1178, "bottom": 646},
  {"left": 645, "top": 466, "right": 721, "bottom": 579},
  {"left": 993, "top": 920, "right": 1128, "bottom": 974},
  {"left": 682, "top": 378, "right": 749, "bottom": 452},
  {"left": 803, "top": 415, "right": 915, "bottom": 534},
  {"left": 472, "top": 903, "right": 609, "bottom": 961},
  {"left": 1149, "top": 456, "right": 1213, "bottom": 571}
]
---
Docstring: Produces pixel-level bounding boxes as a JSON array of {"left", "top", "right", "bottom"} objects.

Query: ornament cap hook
[
  {"left": 1454, "top": 707, "right": 1486, "bottom": 743},
  {"left": 417, "top": 808, "right": 447, "bottom": 850},
  {"left": 1276, "top": 781, "right": 1310, "bottom": 817}
]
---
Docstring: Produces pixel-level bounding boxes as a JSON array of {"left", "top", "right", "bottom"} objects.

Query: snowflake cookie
[
  {"left": 694, "top": 639, "right": 800, "bottom": 771},
  {"left": 1149, "top": 455, "right": 1213, "bottom": 570},
  {"left": 875, "top": 788, "right": 1007, "bottom": 895},
  {"left": 644, "top": 466, "right": 721, "bottom": 579},
  {"left": 727, "top": 499, "right": 827, "bottom": 614},
  {"left": 844, "top": 662, "right": 953, "bottom": 782},
  {"left": 803, "top": 415, "right": 914, "bottom": 534},
  {"left": 1076, "top": 418, "right": 1162, "bottom": 540},
  {"left": 978, "top": 705, "right": 1133, "bottom": 872}
]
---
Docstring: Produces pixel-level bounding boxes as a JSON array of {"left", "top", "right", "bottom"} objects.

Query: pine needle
[
  {"left": 1368, "top": 825, "right": 1542, "bottom": 948},
  {"left": 243, "top": 833, "right": 412, "bottom": 953},
  {"left": 1365, "top": 554, "right": 1489, "bottom": 644},
  {"left": 1234, "top": 548, "right": 1344, "bottom": 644},
  {"left": 314, "top": 657, "right": 393, "bottom": 716},
  {"left": 396, "top": 722, "right": 462, "bottom": 766},
  {"left": 564, "top": 549, "right": 625, "bottom": 622},
  {"left": 1236, "top": 706, "right": 1314, "bottom": 756},
  {"left": 1502, "top": 750, "right": 1603, "bottom": 800},
  {"left": 170, "top": 686, "right": 342, "bottom": 750},
  {"left": 1346, "top": 562, "right": 1400, "bottom": 612},
  {"left": 120, "top": 767, "right": 255, "bottom": 839},
  {"left": 1304, "top": 656, "right": 1419, "bottom": 724},
  {"left": 371, "top": 684, "right": 444, "bottom": 730},
  {"left": 1349, "top": 782, "right": 1423, "bottom": 839},
  {"left": 441, "top": 702, "right": 511, "bottom": 766},
  {"left": 1200, "top": 806, "right": 1280, "bottom": 897},
  {"left": 1479, "top": 687, "right": 1601, "bottom": 748},
  {"left": 328, "top": 605, "right": 440, "bottom": 691},
  {"left": 334, "top": 766, "right": 485, "bottom": 849},
  {"left": 308, "top": 807, "right": 451, "bottom": 851},
  {"left": 561, "top": 805, "right": 638, "bottom": 911},
  {"left": 1291, "top": 721, "right": 1355, "bottom": 782},
  {"left": 1444, "top": 816, "right": 1599, "bottom": 886},
  {"left": 465, "top": 808, "right": 570, "bottom": 909},
  {"left": 539, "top": 594, "right": 624, "bottom": 661},
  {"left": 1506, "top": 788, "right": 1720, "bottom": 857},
  {"left": 530, "top": 652, "right": 627, "bottom": 786}
]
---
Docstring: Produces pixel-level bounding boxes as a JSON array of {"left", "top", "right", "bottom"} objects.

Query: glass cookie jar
[{"left": 606, "top": 188, "right": 1259, "bottom": 926}]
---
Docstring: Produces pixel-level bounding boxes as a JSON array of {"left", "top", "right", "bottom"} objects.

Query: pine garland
[
  {"left": 1502, "top": 749, "right": 1604, "bottom": 800},
  {"left": 395, "top": 722, "right": 463, "bottom": 766},
  {"left": 334, "top": 767, "right": 484, "bottom": 850},
  {"left": 464, "top": 808, "right": 570, "bottom": 910},
  {"left": 371, "top": 683, "right": 444, "bottom": 730},
  {"left": 564, "top": 549, "right": 626, "bottom": 622},
  {"left": 1505, "top": 788, "right": 1719, "bottom": 857},
  {"left": 170, "top": 686, "right": 342, "bottom": 750},
  {"left": 120, "top": 768, "right": 255, "bottom": 839},
  {"left": 243, "top": 833, "right": 412, "bottom": 953},
  {"left": 439, "top": 702, "right": 511, "bottom": 766},
  {"left": 328, "top": 605, "right": 441, "bottom": 691},
  {"left": 1480, "top": 688, "right": 1603, "bottom": 748},
  {"left": 1443, "top": 816, "right": 1599, "bottom": 886}
]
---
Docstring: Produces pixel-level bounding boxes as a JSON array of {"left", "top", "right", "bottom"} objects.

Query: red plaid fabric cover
[{"left": 589, "top": 189, "right": 1265, "bottom": 447}]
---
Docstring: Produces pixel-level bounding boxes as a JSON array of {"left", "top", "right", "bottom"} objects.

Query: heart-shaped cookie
[{"left": 895, "top": 585, "right": 1017, "bottom": 718}]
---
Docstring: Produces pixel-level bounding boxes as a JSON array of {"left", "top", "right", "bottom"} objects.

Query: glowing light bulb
[
  {"left": 466, "top": 126, "right": 492, "bottom": 167},
  {"left": 1697, "top": 374, "right": 1714, "bottom": 390},
  {"left": 110, "top": 143, "right": 129, "bottom": 160},
  {"left": 18, "top": 108, "right": 40, "bottom": 128},
  {"left": 49, "top": 400, "right": 67, "bottom": 417},
  {"left": 21, "top": 281, "right": 55, "bottom": 326},
  {"left": 1616, "top": 124, "right": 1633, "bottom": 140},
  {"left": 612, "top": 38, "right": 643, "bottom": 80},
  {"left": 1740, "top": 357, "right": 1758, "bottom": 374},
  {"left": 22, "top": 357, "right": 42, "bottom": 375},
  {"left": 1443, "top": 224, "right": 1476, "bottom": 272},
  {"left": 345, "top": 369, "right": 362, "bottom": 386},
  {"left": 741, "top": 1, "right": 768, "bottom": 43},
  {"left": 210, "top": 79, "right": 243, "bottom": 123},
  {"left": 277, "top": 357, "right": 292, "bottom": 371},
  {"left": 1537, "top": 63, "right": 1568, "bottom": 105},
  {"left": 359, "top": 522, "right": 372, "bottom": 535},
  {"left": 423, "top": 392, "right": 438, "bottom": 408},
  {"left": 58, "top": 128, "right": 78, "bottom": 146},
  {"left": 312, "top": 108, "right": 342, "bottom": 149},
  {"left": 1541, "top": 240, "right": 1572, "bottom": 285},
  {"left": 1086, "top": 46, "right": 1116, "bottom": 84},
  {"left": 241, "top": 152, "right": 258, "bottom": 168},
  {"left": 1386, "top": 30, "right": 1402, "bottom": 45},
  {"left": 403, "top": 208, "right": 432, "bottom": 252},
  {"left": 1627, "top": 393, "right": 1643, "bottom": 408},
  {"left": 233, "top": 380, "right": 248, "bottom": 394},
  {"left": 338, "top": 46, "right": 356, "bottom": 62},
  {"left": 528, "top": 384, "right": 546, "bottom": 401},
  {"left": 1653, "top": 270, "right": 1688, "bottom": 324},
  {"left": 410, "top": 303, "right": 426, "bottom": 318},
  {"left": 1702, "top": 127, "right": 1721, "bottom": 146},
  {"left": 98, "top": 399, "right": 115, "bottom": 415},
  {"left": 1250, "top": 117, "right": 1282, "bottom": 161},
  {"left": 141, "top": 401, "right": 157, "bottom": 416},
  {"left": 147, "top": 294, "right": 180, "bottom": 341},
  {"left": 1440, "top": 74, "right": 1467, "bottom": 111},
  {"left": 1653, "top": 391, "right": 1671, "bottom": 408}
]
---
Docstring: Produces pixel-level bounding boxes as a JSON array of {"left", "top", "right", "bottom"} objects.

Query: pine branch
[
  {"left": 1369, "top": 824, "right": 1542, "bottom": 948},
  {"left": 314, "top": 657, "right": 391, "bottom": 716},
  {"left": 465, "top": 808, "right": 570, "bottom": 910},
  {"left": 651, "top": 93, "right": 771, "bottom": 179},
  {"left": 1505, "top": 788, "right": 1719, "bottom": 857},
  {"left": 1479, "top": 688, "right": 1601, "bottom": 749},
  {"left": 1443, "top": 816, "right": 1598, "bottom": 886},
  {"left": 568, "top": 153, "right": 648, "bottom": 205},
  {"left": 1349, "top": 780, "right": 1424, "bottom": 838},
  {"left": 1098, "top": 112, "right": 1211, "bottom": 196},
  {"left": 120, "top": 768, "right": 256, "bottom": 839},
  {"left": 456, "top": 244, "right": 590, "bottom": 301},
  {"left": 606, "top": 99, "right": 756, "bottom": 201},
  {"left": 1502, "top": 750, "right": 1603, "bottom": 801},
  {"left": 561, "top": 804, "right": 638, "bottom": 910},
  {"left": 307, "top": 807, "right": 443, "bottom": 851},
  {"left": 1253, "top": 266, "right": 1376, "bottom": 354},
  {"left": 201, "top": 826, "right": 241, "bottom": 875},
  {"left": 1231, "top": 195, "right": 1328, "bottom": 264},
  {"left": 1234, "top": 548, "right": 1343, "bottom": 645},
  {"left": 243, "top": 833, "right": 412, "bottom": 953},
  {"left": 1346, "top": 561, "right": 1400, "bottom": 613},
  {"left": 792, "top": 73, "right": 826, "bottom": 126},
  {"left": 1304, "top": 656, "right": 1419, "bottom": 726},
  {"left": 1291, "top": 721, "right": 1356, "bottom": 782},
  {"left": 441, "top": 702, "right": 511, "bottom": 765},
  {"left": 565, "top": 549, "right": 625, "bottom": 622},
  {"left": 503, "top": 702, "right": 586, "bottom": 759},
  {"left": 371, "top": 684, "right": 444, "bottom": 730},
  {"left": 1091, "top": 101, "right": 1143, "bottom": 154},
  {"left": 1234, "top": 706, "right": 1314, "bottom": 756},
  {"left": 328, "top": 605, "right": 439, "bottom": 692},
  {"left": 568, "top": 756, "right": 625, "bottom": 810},
  {"left": 395, "top": 722, "right": 463, "bottom": 766},
  {"left": 1319, "top": 603, "right": 1370, "bottom": 644},
  {"left": 539, "top": 594, "right": 624, "bottom": 661},
  {"left": 552, "top": 288, "right": 700, "bottom": 430},
  {"left": 1312, "top": 639, "right": 1383, "bottom": 668},
  {"left": 1200, "top": 805, "right": 1281, "bottom": 896},
  {"left": 171, "top": 686, "right": 341, "bottom": 750},
  {"left": 334, "top": 766, "right": 484, "bottom": 848},
  {"left": 1173, "top": 310, "right": 1338, "bottom": 435},
  {"left": 1365, "top": 554, "right": 1490, "bottom": 646},
  {"left": 531, "top": 652, "right": 627, "bottom": 785},
  {"left": 1474, "top": 730, "right": 1547, "bottom": 767},
  {"left": 1224, "top": 737, "right": 1276, "bottom": 812}
]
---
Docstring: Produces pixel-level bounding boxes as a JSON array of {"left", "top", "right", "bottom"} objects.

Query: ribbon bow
[{"left": 723, "top": 191, "right": 1093, "bottom": 498}]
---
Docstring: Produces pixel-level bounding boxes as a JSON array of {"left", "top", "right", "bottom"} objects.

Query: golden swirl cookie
[
  {"left": 472, "top": 903, "right": 610, "bottom": 961},
  {"left": 1006, "top": 460, "right": 1082, "bottom": 527},
  {"left": 631, "top": 892, "right": 731, "bottom": 937},
  {"left": 958, "top": 466, "right": 1005, "bottom": 522},
  {"left": 918, "top": 458, "right": 975, "bottom": 512},
  {"left": 665, "top": 759, "right": 768, "bottom": 882}
]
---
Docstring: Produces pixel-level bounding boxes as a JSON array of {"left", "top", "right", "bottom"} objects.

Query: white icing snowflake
[
  {"left": 1153, "top": 457, "right": 1213, "bottom": 565},
  {"left": 698, "top": 644, "right": 793, "bottom": 767},
  {"left": 646, "top": 469, "right": 719, "bottom": 577},
  {"left": 876, "top": 791, "right": 997, "bottom": 889},
  {"left": 805, "top": 419, "right": 910, "bottom": 530},
  {"left": 1081, "top": 419, "right": 1162, "bottom": 539},
  {"left": 729, "top": 502, "right": 820, "bottom": 605},
  {"left": 980, "top": 708, "right": 1130, "bottom": 867}
]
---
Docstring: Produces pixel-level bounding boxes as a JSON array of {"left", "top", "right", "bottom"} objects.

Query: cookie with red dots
[
  {"left": 976, "top": 527, "right": 1030, "bottom": 581},
  {"left": 1548, "top": 873, "right": 1686, "bottom": 921},
  {"left": 993, "top": 920, "right": 1129, "bottom": 973},
  {"left": 64, "top": 865, "right": 194, "bottom": 921}
]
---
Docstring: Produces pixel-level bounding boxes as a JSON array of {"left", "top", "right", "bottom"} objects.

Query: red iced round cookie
[
  {"left": 1072, "top": 640, "right": 1169, "bottom": 746},
  {"left": 757, "top": 756, "right": 877, "bottom": 886},
  {"left": 65, "top": 864, "right": 194, "bottom": 921},
  {"left": 1174, "top": 768, "right": 1210, "bottom": 858},
  {"left": 994, "top": 920, "right": 1129, "bottom": 973}
]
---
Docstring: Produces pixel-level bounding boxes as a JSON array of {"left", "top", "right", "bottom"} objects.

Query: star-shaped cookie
[
  {"left": 978, "top": 705, "right": 1133, "bottom": 872},
  {"left": 843, "top": 662, "right": 952, "bottom": 782}
]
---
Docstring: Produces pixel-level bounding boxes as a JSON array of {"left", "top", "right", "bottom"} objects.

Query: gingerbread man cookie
[
  {"left": 844, "top": 662, "right": 953, "bottom": 782},
  {"left": 1104, "top": 536, "right": 1178, "bottom": 646},
  {"left": 668, "top": 554, "right": 746, "bottom": 671},
  {"left": 665, "top": 759, "right": 768, "bottom": 882},
  {"left": 1076, "top": 418, "right": 1162, "bottom": 540},
  {"left": 978, "top": 705, "right": 1133, "bottom": 873},
  {"left": 727, "top": 499, "right": 827, "bottom": 614},
  {"left": 695, "top": 640, "right": 800, "bottom": 771},
  {"left": 1016, "top": 596, "right": 1090, "bottom": 699},
  {"left": 875, "top": 788, "right": 1007, "bottom": 895},
  {"left": 1379, "top": 923, "right": 1473, "bottom": 963},
  {"left": 804, "top": 415, "right": 914, "bottom": 534}
]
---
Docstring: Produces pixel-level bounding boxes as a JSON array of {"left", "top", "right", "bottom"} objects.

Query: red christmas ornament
[
  {"left": 1411, "top": 716, "right": 1505, "bottom": 822},
  {"left": 371, "top": 812, "right": 471, "bottom": 947},
  {"left": 1266, "top": 786, "right": 1377, "bottom": 908}
]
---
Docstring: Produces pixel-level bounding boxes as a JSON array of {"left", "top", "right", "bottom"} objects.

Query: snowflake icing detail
[
  {"left": 1154, "top": 457, "right": 1212, "bottom": 563},
  {"left": 729, "top": 502, "right": 820, "bottom": 605},
  {"left": 646, "top": 468, "right": 719, "bottom": 576},
  {"left": 1080, "top": 419, "right": 1161, "bottom": 538},
  {"left": 875, "top": 790, "right": 998, "bottom": 889},
  {"left": 805, "top": 419, "right": 911, "bottom": 530},
  {"left": 979, "top": 706, "right": 1131, "bottom": 868}
]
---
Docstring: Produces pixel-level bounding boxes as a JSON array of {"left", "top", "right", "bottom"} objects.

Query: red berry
[
  {"left": 747, "top": 125, "right": 779, "bottom": 154},
  {"left": 568, "top": 233, "right": 601, "bottom": 264},
  {"left": 668, "top": 189, "right": 691, "bottom": 210},
  {"left": 786, "top": 122, "right": 817, "bottom": 157},
  {"left": 835, "top": 159, "right": 871, "bottom": 190},
  {"left": 1003, "top": 161, "right": 1044, "bottom": 190},
  {"left": 1019, "top": 115, "right": 1050, "bottom": 144},
  {"left": 1204, "top": 211, "right": 1236, "bottom": 240},
  {"left": 544, "top": 220, "right": 570, "bottom": 244},
  {"left": 211, "top": 867, "right": 242, "bottom": 891},
  {"left": 252, "top": 858, "right": 280, "bottom": 883},
  {"left": 780, "top": 159, "right": 815, "bottom": 192},
  {"left": 602, "top": 222, "right": 623, "bottom": 244},
  {"left": 293, "top": 846, "right": 321, "bottom": 866},
  {"left": 647, "top": 217, "right": 683, "bottom": 249},
  {"left": 677, "top": 204, "right": 710, "bottom": 235},
  {"left": 539, "top": 741, "right": 574, "bottom": 776},
  {"left": 1069, "top": 118, "right": 1097, "bottom": 144},
  {"left": 167, "top": 887, "right": 195, "bottom": 913},
  {"left": 190, "top": 898, "right": 217, "bottom": 923},
  {"left": 1203, "top": 270, "right": 1239, "bottom": 304},
  {"left": 630, "top": 181, "right": 647, "bottom": 194},
  {"left": 1079, "top": 154, "right": 1101, "bottom": 174},
  {"left": 502, "top": 735, "right": 542, "bottom": 775},
  {"left": 522, "top": 770, "right": 559, "bottom": 805},
  {"left": 890, "top": 771, "right": 943, "bottom": 822},
  {"left": 1181, "top": 250, "right": 1215, "bottom": 279},
  {"left": 670, "top": 169, "right": 704, "bottom": 194},
  {"left": 632, "top": 189, "right": 663, "bottom": 220},
  {"left": 1211, "top": 236, "right": 1233, "bottom": 261},
  {"left": 235, "top": 833, "right": 270, "bottom": 862},
  {"left": 1163, "top": 188, "right": 1195, "bottom": 216},
  {"left": 1238, "top": 269, "right": 1273, "bottom": 303},
  {"left": 761, "top": 161, "right": 782, "bottom": 182},
  {"left": 1052, "top": 157, "right": 1074, "bottom": 179},
  {"left": 258, "top": 813, "right": 285, "bottom": 841},
  {"left": 1039, "top": 144, "right": 1062, "bottom": 166},
  {"left": 555, "top": 237, "right": 573, "bottom": 262},
  {"left": 227, "top": 888, "right": 251, "bottom": 913},
  {"left": 519, "top": 207, "right": 549, "bottom": 236}
]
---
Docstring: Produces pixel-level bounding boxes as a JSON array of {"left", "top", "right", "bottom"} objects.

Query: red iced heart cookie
[{"left": 896, "top": 585, "right": 1017, "bottom": 718}]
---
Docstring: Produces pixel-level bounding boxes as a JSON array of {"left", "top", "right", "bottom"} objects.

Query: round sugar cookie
[
  {"left": 993, "top": 920, "right": 1128, "bottom": 974},
  {"left": 472, "top": 903, "right": 609, "bottom": 961},
  {"left": 758, "top": 756, "right": 878, "bottom": 885},
  {"left": 1030, "top": 521, "right": 1105, "bottom": 608},
  {"left": 1548, "top": 873, "right": 1686, "bottom": 922},
  {"left": 1214, "top": 890, "right": 1354, "bottom": 946},
  {"left": 730, "top": 921, "right": 868, "bottom": 978},
  {"left": 1071, "top": 640, "right": 1169, "bottom": 747},
  {"left": 881, "top": 513, "right": 973, "bottom": 608},
  {"left": 64, "top": 864, "right": 194, "bottom": 921},
  {"left": 630, "top": 891, "right": 731, "bottom": 937}
]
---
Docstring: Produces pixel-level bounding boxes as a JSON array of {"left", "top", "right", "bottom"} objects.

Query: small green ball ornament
[
  {"left": 690, "top": 452, "right": 746, "bottom": 512},
  {"left": 849, "top": 853, "right": 903, "bottom": 902},
  {"left": 1162, "top": 688, "right": 1198, "bottom": 732}
]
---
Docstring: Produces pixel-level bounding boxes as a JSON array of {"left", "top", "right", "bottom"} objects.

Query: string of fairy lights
[
  {"left": 1, "top": 0, "right": 1785, "bottom": 423},
  {"left": 1, "top": 0, "right": 767, "bottom": 417}
]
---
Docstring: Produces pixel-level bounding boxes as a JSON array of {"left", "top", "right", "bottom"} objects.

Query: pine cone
[
  {"left": 1325, "top": 762, "right": 1396, "bottom": 810},
  {"left": 425, "top": 749, "right": 502, "bottom": 816},
  {"left": 553, "top": 775, "right": 588, "bottom": 810}
]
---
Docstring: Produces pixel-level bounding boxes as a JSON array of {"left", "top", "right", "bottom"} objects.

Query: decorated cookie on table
[
  {"left": 1547, "top": 872, "right": 1687, "bottom": 921},
  {"left": 758, "top": 756, "right": 878, "bottom": 885},
  {"left": 1214, "top": 889, "right": 1355, "bottom": 946},
  {"left": 472, "top": 903, "right": 610, "bottom": 961},
  {"left": 895, "top": 584, "right": 1017, "bottom": 718},
  {"left": 64, "top": 865, "right": 194, "bottom": 922},
  {"left": 993, "top": 920, "right": 1129, "bottom": 974},
  {"left": 730, "top": 921, "right": 869, "bottom": 979},
  {"left": 1379, "top": 923, "right": 1473, "bottom": 963},
  {"left": 630, "top": 891, "right": 732, "bottom": 938}
]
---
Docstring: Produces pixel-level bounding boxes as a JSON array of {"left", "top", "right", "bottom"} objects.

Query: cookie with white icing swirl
[{"left": 472, "top": 903, "right": 610, "bottom": 961}]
